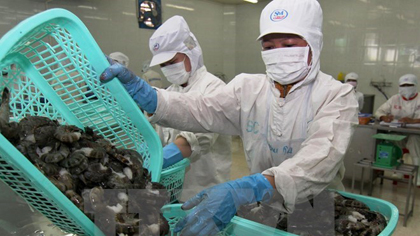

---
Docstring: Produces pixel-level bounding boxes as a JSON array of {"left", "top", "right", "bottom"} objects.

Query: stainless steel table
[
  {"left": 358, "top": 123, "right": 420, "bottom": 135},
  {"left": 351, "top": 158, "right": 418, "bottom": 226}
]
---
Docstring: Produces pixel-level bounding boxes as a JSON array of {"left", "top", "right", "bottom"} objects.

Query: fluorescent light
[
  {"left": 122, "top": 12, "right": 136, "bottom": 16},
  {"left": 78, "top": 5, "right": 97, "bottom": 10},
  {"left": 244, "top": 0, "right": 258, "bottom": 3},
  {"left": 224, "top": 12, "right": 235, "bottom": 15},
  {"left": 84, "top": 16, "right": 108, "bottom": 20},
  {"left": 166, "top": 4, "right": 194, "bottom": 11}
]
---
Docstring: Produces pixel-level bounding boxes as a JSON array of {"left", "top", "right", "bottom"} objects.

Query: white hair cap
[
  {"left": 258, "top": 0, "right": 323, "bottom": 86},
  {"left": 148, "top": 15, "right": 204, "bottom": 75},
  {"left": 109, "top": 52, "right": 129, "bottom": 67},
  {"left": 345, "top": 72, "right": 359, "bottom": 82},
  {"left": 399, "top": 74, "right": 418, "bottom": 86}
]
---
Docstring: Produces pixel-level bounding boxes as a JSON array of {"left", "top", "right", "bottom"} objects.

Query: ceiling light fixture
[
  {"left": 244, "top": 0, "right": 258, "bottom": 3},
  {"left": 166, "top": 4, "right": 194, "bottom": 11}
]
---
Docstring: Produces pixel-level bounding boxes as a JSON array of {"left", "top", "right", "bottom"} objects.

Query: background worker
[
  {"left": 345, "top": 72, "right": 364, "bottom": 111},
  {"left": 100, "top": 0, "right": 358, "bottom": 235},
  {"left": 109, "top": 52, "right": 129, "bottom": 67},
  {"left": 375, "top": 74, "right": 420, "bottom": 186},
  {"left": 150, "top": 15, "right": 232, "bottom": 202},
  {"left": 141, "top": 60, "right": 163, "bottom": 89}
]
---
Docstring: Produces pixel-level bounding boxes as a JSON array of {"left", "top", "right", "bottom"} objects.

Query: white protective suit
[
  {"left": 375, "top": 76, "right": 420, "bottom": 185},
  {"left": 149, "top": 15, "right": 232, "bottom": 201},
  {"left": 109, "top": 52, "right": 129, "bottom": 67},
  {"left": 345, "top": 72, "right": 364, "bottom": 111},
  {"left": 150, "top": 0, "right": 358, "bottom": 212}
]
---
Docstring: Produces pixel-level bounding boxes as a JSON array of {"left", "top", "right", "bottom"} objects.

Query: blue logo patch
[
  {"left": 153, "top": 43, "right": 160, "bottom": 51},
  {"left": 270, "top": 9, "right": 288, "bottom": 22}
]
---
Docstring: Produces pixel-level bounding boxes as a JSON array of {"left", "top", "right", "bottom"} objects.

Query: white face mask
[
  {"left": 399, "top": 86, "right": 417, "bottom": 99},
  {"left": 261, "top": 46, "right": 311, "bottom": 85},
  {"left": 161, "top": 57, "right": 190, "bottom": 85},
  {"left": 347, "top": 81, "right": 357, "bottom": 89}
]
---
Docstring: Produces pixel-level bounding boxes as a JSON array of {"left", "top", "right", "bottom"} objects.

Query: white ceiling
[{"left": 210, "top": 0, "right": 269, "bottom": 5}]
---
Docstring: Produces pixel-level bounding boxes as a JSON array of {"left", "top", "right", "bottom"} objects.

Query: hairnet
[
  {"left": 345, "top": 72, "right": 359, "bottom": 82},
  {"left": 399, "top": 74, "right": 418, "bottom": 86},
  {"left": 149, "top": 15, "right": 204, "bottom": 76},
  {"left": 109, "top": 52, "right": 129, "bottom": 67},
  {"left": 258, "top": 0, "right": 323, "bottom": 86}
]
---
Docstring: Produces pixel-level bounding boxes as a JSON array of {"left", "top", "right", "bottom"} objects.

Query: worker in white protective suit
[
  {"left": 148, "top": 15, "right": 232, "bottom": 201},
  {"left": 100, "top": 0, "right": 358, "bottom": 235},
  {"left": 141, "top": 60, "right": 164, "bottom": 89},
  {"left": 109, "top": 52, "right": 129, "bottom": 67},
  {"left": 375, "top": 74, "right": 420, "bottom": 186},
  {"left": 345, "top": 72, "right": 364, "bottom": 111}
]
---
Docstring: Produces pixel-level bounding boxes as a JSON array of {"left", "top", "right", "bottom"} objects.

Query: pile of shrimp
[{"left": 0, "top": 88, "right": 169, "bottom": 236}]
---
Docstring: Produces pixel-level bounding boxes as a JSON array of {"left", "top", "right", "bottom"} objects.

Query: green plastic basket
[
  {"left": 161, "top": 158, "right": 190, "bottom": 203},
  {"left": 162, "top": 191, "right": 398, "bottom": 236},
  {"left": 0, "top": 8, "right": 167, "bottom": 236}
]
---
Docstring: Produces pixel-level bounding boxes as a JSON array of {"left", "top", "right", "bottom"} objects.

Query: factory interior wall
[
  {"left": 1, "top": 0, "right": 420, "bottom": 113},
  {"left": 0, "top": 0, "right": 231, "bottom": 88},
  {"left": 235, "top": 0, "right": 420, "bottom": 113}
]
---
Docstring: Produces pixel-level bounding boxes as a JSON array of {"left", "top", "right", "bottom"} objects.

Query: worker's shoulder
[
  {"left": 314, "top": 71, "right": 353, "bottom": 94},
  {"left": 388, "top": 94, "right": 401, "bottom": 101},
  {"left": 230, "top": 73, "right": 267, "bottom": 86},
  {"left": 234, "top": 73, "right": 266, "bottom": 80},
  {"left": 228, "top": 73, "right": 268, "bottom": 91}
]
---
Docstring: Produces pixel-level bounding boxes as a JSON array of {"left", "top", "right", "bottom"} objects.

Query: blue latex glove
[
  {"left": 174, "top": 173, "right": 274, "bottom": 236},
  {"left": 162, "top": 142, "right": 184, "bottom": 169},
  {"left": 100, "top": 57, "right": 157, "bottom": 113}
]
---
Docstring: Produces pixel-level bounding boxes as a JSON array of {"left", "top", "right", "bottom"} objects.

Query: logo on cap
[
  {"left": 153, "top": 43, "right": 160, "bottom": 51},
  {"left": 270, "top": 9, "right": 288, "bottom": 22}
]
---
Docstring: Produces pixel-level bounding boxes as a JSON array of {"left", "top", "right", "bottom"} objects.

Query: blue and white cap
[
  {"left": 399, "top": 74, "right": 418, "bottom": 86},
  {"left": 148, "top": 15, "right": 203, "bottom": 75},
  {"left": 258, "top": 0, "right": 324, "bottom": 85}
]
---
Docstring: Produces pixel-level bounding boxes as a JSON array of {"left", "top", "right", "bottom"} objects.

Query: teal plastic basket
[
  {"left": 161, "top": 158, "right": 190, "bottom": 203},
  {"left": 0, "top": 8, "right": 166, "bottom": 236},
  {"left": 162, "top": 191, "right": 398, "bottom": 236}
]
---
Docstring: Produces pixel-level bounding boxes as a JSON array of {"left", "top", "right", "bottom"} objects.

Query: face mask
[
  {"left": 399, "top": 86, "right": 417, "bottom": 99},
  {"left": 161, "top": 57, "right": 190, "bottom": 85},
  {"left": 347, "top": 81, "right": 357, "bottom": 89},
  {"left": 261, "top": 46, "right": 310, "bottom": 85}
]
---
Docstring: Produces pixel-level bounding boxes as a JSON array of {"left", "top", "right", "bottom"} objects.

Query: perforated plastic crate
[
  {"left": 0, "top": 8, "right": 168, "bottom": 236},
  {"left": 161, "top": 158, "right": 190, "bottom": 203},
  {"left": 162, "top": 191, "right": 398, "bottom": 236}
]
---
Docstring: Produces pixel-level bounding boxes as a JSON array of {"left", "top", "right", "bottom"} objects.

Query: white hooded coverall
[
  {"left": 345, "top": 72, "right": 364, "bottom": 111},
  {"left": 149, "top": 16, "right": 232, "bottom": 202},
  {"left": 150, "top": 0, "right": 358, "bottom": 212},
  {"left": 375, "top": 93, "right": 420, "bottom": 185}
]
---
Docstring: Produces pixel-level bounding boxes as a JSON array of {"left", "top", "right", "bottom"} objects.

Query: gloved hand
[
  {"left": 162, "top": 142, "right": 184, "bottom": 169},
  {"left": 100, "top": 57, "right": 157, "bottom": 113},
  {"left": 174, "top": 173, "right": 274, "bottom": 236}
]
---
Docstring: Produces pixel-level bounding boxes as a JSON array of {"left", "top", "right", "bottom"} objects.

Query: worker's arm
[
  {"left": 263, "top": 174, "right": 276, "bottom": 189},
  {"left": 148, "top": 75, "right": 249, "bottom": 136},
  {"left": 161, "top": 137, "right": 191, "bottom": 168},
  {"left": 100, "top": 60, "right": 157, "bottom": 114},
  {"left": 398, "top": 117, "right": 420, "bottom": 124},
  {"left": 375, "top": 96, "right": 395, "bottom": 122},
  {"left": 174, "top": 173, "right": 274, "bottom": 236}
]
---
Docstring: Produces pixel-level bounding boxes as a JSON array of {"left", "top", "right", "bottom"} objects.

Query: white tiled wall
[
  {"left": 2, "top": 0, "right": 420, "bottom": 111},
  {"left": 235, "top": 0, "right": 420, "bottom": 113},
  {"left": 0, "top": 0, "right": 229, "bottom": 88},
  {"left": 319, "top": 0, "right": 420, "bottom": 112}
]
